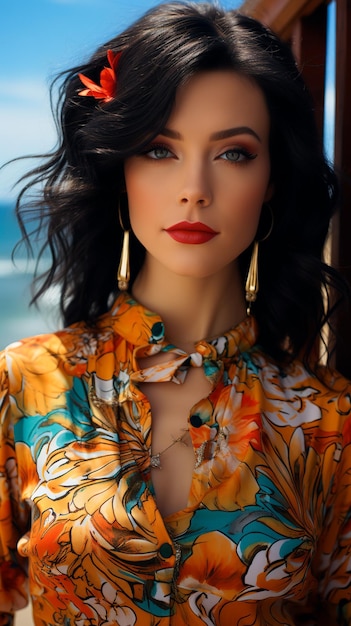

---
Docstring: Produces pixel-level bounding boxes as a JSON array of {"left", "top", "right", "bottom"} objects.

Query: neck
[{"left": 131, "top": 257, "right": 247, "bottom": 352}]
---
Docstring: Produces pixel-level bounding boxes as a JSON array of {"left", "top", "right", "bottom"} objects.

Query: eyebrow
[{"left": 159, "top": 126, "right": 262, "bottom": 143}]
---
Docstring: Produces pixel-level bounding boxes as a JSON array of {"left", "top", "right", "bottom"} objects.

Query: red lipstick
[{"left": 165, "top": 221, "right": 219, "bottom": 244}]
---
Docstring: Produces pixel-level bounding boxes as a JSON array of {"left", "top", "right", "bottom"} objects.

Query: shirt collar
[{"left": 103, "top": 292, "right": 258, "bottom": 360}]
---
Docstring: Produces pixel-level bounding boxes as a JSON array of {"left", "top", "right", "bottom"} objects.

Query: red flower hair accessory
[{"left": 78, "top": 49, "right": 121, "bottom": 102}]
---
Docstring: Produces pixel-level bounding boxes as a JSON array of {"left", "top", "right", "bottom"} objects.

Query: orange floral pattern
[{"left": 1, "top": 292, "right": 351, "bottom": 624}]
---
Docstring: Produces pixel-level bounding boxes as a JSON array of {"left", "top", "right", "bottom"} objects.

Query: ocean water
[{"left": 0, "top": 202, "right": 59, "bottom": 350}]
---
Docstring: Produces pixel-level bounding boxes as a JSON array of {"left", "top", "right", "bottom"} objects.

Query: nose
[{"left": 177, "top": 160, "right": 212, "bottom": 208}]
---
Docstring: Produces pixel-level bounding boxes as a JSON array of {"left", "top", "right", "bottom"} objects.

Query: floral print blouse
[{"left": 1, "top": 292, "right": 351, "bottom": 626}]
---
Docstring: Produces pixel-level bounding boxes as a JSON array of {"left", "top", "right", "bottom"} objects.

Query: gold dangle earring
[
  {"left": 117, "top": 195, "right": 130, "bottom": 291},
  {"left": 245, "top": 204, "right": 274, "bottom": 315},
  {"left": 245, "top": 241, "right": 259, "bottom": 315}
]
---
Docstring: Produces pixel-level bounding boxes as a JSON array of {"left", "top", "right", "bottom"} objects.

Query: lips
[{"left": 165, "top": 221, "right": 219, "bottom": 244}]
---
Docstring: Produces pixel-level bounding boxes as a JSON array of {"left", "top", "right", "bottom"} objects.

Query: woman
[{"left": 1, "top": 2, "right": 351, "bottom": 625}]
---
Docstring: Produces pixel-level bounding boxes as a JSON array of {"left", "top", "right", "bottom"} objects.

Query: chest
[
  {"left": 139, "top": 366, "right": 212, "bottom": 516},
  {"left": 17, "top": 368, "right": 333, "bottom": 543}
]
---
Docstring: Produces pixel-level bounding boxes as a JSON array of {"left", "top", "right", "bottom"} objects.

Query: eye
[
  {"left": 219, "top": 148, "right": 257, "bottom": 163},
  {"left": 144, "top": 144, "right": 173, "bottom": 160}
]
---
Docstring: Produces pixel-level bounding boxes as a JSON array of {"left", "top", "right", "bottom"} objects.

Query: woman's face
[{"left": 124, "top": 70, "right": 272, "bottom": 281}]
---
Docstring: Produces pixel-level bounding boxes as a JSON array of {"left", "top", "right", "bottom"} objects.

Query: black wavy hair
[{"left": 14, "top": 1, "right": 348, "bottom": 364}]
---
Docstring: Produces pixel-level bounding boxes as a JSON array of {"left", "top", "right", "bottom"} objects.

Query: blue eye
[
  {"left": 220, "top": 149, "right": 257, "bottom": 162},
  {"left": 145, "top": 145, "right": 172, "bottom": 159}
]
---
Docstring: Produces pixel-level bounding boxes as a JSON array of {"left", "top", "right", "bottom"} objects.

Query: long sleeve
[
  {"left": 0, "top": 351, "right": 30, "bottom": 624},
  {"left": 313, "top": 409, "right": 351, "bottom": 625}
]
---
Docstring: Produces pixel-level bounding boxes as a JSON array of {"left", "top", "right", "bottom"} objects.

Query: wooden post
[{"left": 333, "top": 0, "right": 351, "bottom": 377}]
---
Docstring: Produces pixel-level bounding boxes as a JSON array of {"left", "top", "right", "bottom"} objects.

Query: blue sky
[{"left": 0, "top": 0, "right": 242, "bottom": 201}]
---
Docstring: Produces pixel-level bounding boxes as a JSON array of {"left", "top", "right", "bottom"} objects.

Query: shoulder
[
  {"left": 1, "top": 322, "right": 86, "bottom": 366},
  {"left": 0, "top": 302, "right": 134, "bottom": 392},
  {"left": 0, "top": 315, "right": 115, "bottom": 381},
  {"left": 250, "top": 344, "right": 351, "bottom": 395},
  {"left": 0, "top": 314, "right": 124, "bottom": 420},
  {"left": 247, "top": 346, "right": 351, "bottom": 430}
]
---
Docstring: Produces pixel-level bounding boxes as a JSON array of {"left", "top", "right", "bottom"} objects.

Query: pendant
[
  {"left": 150, "top": 453, "right": 162, "bottom": 469},
  {"left": 149, "top": 428, "right": 190, "bottom": 470}
]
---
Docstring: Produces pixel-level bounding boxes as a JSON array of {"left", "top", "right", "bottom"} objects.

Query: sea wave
[{"left": 0, "top": 258, "right": 45, "bottom": 277}]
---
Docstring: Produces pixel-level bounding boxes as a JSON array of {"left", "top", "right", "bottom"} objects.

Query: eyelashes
[
  {"left": 141, "top": 143, "right": 258, "bottom": 164},
  {"left": 141, "top": 144, "right": 173, "bottom": 159},
  {"left": 219, "top": 148, "right": 257, "bottom": 163}
]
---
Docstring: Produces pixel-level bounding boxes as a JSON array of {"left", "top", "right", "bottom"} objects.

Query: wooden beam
[
  {"left": 333, "top": 0, "right": 351, "bottom": 378},
  {"left": 239, "top": 0, "right": 324, "bottom": 38}
]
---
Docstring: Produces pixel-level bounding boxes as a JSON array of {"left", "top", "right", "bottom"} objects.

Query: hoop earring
[
  {"left": 245, "top": 204, "right": 274, "bottom": 315},
  {"left": 117, "top": 196, "right": 130, "bottom": 291}
]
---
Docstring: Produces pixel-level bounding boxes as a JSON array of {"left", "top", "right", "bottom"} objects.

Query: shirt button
[
  {"left": 190, "top": 414, "right": 203, "bottom": 428},
  {"left": 159, "top": 542, "right": 173, "bottom": 559}
]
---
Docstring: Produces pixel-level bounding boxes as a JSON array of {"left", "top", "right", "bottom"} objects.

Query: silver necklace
[{"left": 150, "top": 428, "right": 190, "bottom": 469}]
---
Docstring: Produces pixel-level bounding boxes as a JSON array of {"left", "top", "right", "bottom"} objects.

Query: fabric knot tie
[
  {"left": 187, "top": 352, "right": 203, "bottom": 368},
  {"left": 131, "top": 345, "right": 219, "bottom": 386}
]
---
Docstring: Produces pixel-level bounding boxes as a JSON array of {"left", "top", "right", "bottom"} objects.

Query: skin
[
  {"left": 124, "top": 70, "right": 273, "bottom": 351},
  {"left": 124, "top": 71, "right": 273, "bottom": 516}
]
